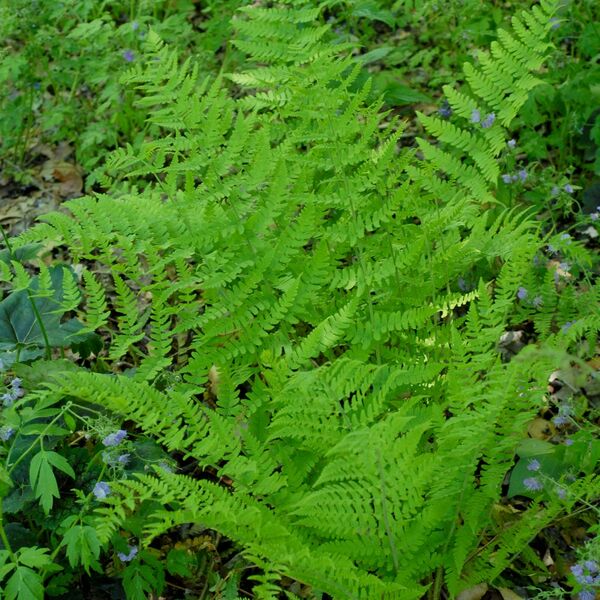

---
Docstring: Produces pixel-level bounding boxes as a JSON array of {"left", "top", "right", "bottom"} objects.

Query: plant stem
[{"left": 0, "top": 227, "right": 52, "bottom": 360}]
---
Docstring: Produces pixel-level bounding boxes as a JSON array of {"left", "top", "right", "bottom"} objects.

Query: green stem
[
  {"left": 0, "top": 227, "right": 52, "bottom": 360},
  {"left": 6, "top": 406, "right": 69, "bottom": 475},
  {"left": 0, "top": 502, "right": 17, "bottom": 562}
]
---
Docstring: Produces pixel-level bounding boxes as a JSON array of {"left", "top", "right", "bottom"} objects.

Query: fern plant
[{"left": 5, "top": 0, "right": 599, "bottom": 598}]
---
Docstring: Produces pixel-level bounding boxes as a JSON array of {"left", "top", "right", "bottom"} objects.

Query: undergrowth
[{"left": 0, "top": 1, "right": 598, "bottom": 599}]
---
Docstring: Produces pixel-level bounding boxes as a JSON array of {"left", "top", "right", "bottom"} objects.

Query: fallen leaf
[
  {"left": 528, "top": 417, "right": 551, "bottom": 440},
  {"left": 41, "top": 159, "right": 83, "bottom": 198},
  {"left": 457, "top": 583, "right": 488, "bottom": 600}
]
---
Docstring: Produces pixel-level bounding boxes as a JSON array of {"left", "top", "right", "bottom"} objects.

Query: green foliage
[
  {"left": 0, "top": 0, "right": 598, "bottom": 598},
  {"left": 0, "top": 0, "right": 230, "bottom": 180}
]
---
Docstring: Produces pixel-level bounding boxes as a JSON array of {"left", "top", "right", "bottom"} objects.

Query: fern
[{"left": 11, "top": 1, "right": 594, "bottom": 598}]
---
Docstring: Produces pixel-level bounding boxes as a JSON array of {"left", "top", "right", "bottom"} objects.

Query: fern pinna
[{"left": 12, "top": 0, "right": 598, "bottom": 598}]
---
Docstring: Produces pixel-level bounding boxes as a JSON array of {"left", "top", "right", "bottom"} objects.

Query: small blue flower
[
  {"left": 507, "top": 139, "right": 516, "bottom": 149},
  {"left": 564, "top": 183, "right": 574, "bottom": 194},
  {"left": 131, "top": 21, "right": 139, "bottom": 31},
  {"left": 93, "top": 481, "right": 111, "bottom": 500},
  {"left": 578, "top": 590, "right": 595, "bottom": 600},
  {"left": 591, "top": 213, "right": 599, "bottom": 221},
  {"left": 560, "top": 233, "right": 571, "bottom": 241},
  {"left": 122, "top": 50, "right": 135, "bottom": 62},
  {"left": 2, "top": 392, "right": 16, "bottom": 407},
  {"left": 523, "top": 477, "right": 543, "bottom": 491},
  {"left": 117, "top": 545, "right": 138, "bottom": 562},
  {"left": 556, "top": 486, "right": 568, "bottom": 500},
  {"left": 501, "top": 174, "right": 512, "bottom": 184},
  {"left": 517, "top": 287, "right": 528, "bottom": 300},
  {"left": 550, "top": 18, "right": 560, "bottom": 30},
  {"left": 584, "top": 561, "right": 599, "bottom": 573},
  {"left": 481, "top": 113, "right": 495, "bottom": 129},
  {"left": 547, "top": 244, "right": 557, "bottom": 254},
  {"left": 439, "top": 102, "right": 452, "bottom": 119},
  {"left": 532, "top": 295, "right": 543, "bottom": 308},
  {"left": 517, "top": 169, "right": 527, "bottom": 182},
  {"left": 562, "top": 321, "right": 574, "bottom": 334},
  {"left": 572, "top": 564, "right": 585, "bottom": 579},
  {"left": 553, "top": 414, "right": 569, "bottom": 426},
  {"left": 526, "top": 459, "right": 541, "bottom": 471},
  {"left": 102, "top": 430, "right": 127, "bottom": 447},
  {"left": 0, "top": 426, "right": 15, "bottom": 441},
  {"left": 117, "top": 453, "right": 130, "bottom": 465},
  {"left": 551, "top": 185, "right": 560, "bottom": 196},
  {"left": 565, "top": 438, "right": 574, "bottom": 446},
  {"left": 471, "top": 109, "right": 481, "bottom": 124}
]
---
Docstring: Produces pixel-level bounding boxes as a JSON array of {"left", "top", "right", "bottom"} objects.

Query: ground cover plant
[{"left": 0, "top": 0, "right": 598, "bottom": 599}]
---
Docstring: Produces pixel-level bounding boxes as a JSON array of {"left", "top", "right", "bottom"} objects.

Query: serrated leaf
[
  {"left": 5, "top": 565, "right": 44, "bottom": 600},
  {"left": 62, "top": 525, "right": 101, "bottom": 573},
  {"left": 17, "top": 547, "right": 52, "bottom": 569},
  {"left": 29, "top": 451, "right": 60, "bottom": 514}
]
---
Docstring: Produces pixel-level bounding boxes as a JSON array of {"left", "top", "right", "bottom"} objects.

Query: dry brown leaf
[
  {"left": 457, "top": 583, "right": 488, "bottom": 600},
  {"left": 41, "top": 159, "right": 83, "bottom": 198},
  {"left": 528, "top": 417, "right": 551, "bottom": 440},
  {"left": 498, "top": 587, "right": 524, "bottom": 600}
]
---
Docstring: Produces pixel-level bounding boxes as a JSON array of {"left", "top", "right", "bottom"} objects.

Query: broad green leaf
[
  {"left": 5, "top": 565, "right": 44, "bottom": 600},
  {"left": 62, "top": 525, "right": 101, "bottom": 572},
  {"left": 29, "top": 451, "right": 61, "bottom": 513},
  {"left": 0, "top": 265, "right": 90, "bottom": 353},
  {"left": 0, "top": 244, "right": 43, "bottom": 267},
  {"left": 351, "top": 2, "right": 395, "bottom": 27},
  {"left": 45, "top": 451, "right": 76, "bottom": 478},
  {"left": 17, "top": 547, "right": 52, "bottom": 569}
]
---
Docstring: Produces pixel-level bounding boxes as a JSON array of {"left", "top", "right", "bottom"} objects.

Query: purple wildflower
[
  {"left": 93, "top": 481, "right": 111, "bottom": 500},
  {"left": 502, "top": 174, "right": 512, "bottom": 184},
  {"left": 102, "top": 430, "right": 127, "bottom": 447},
  {"left": 523, "top": 477, "right": 543, "bottom": 491},
  {"left": 561, "top": 321, "right": 574, "bottom": 334},
  {"left": 116, "top": 453, "right": 130, "bottom": 465},
  {"left": 517, "top": 169, "right": 527, "bottom": 182},
  {"left": 565, "top": 438, "right": 574, "bottom": 446},
  {"left": 117, "top": 545, "right": 138, "bottom": 562},
  {"left": 2, "top": 393, "right": 15, "bottom": 407},
  {"left": 584, "top": 561, "right": 599, "bottom": 573},
  {"left": 527, "top": 459, "right": 541, "bottom": 471},
  {"left": 564, "top": 183, "right": 574, "bottom": 194},
  {"left": 551, "top": 185, "right": 560, "bottom": 196},
  {"left": 439, "top": 102, "right": 452, "bottom": 119},
  {"left": 481, "top": 113, "right": 496, "bottom": 128},
  {"left": 507, "top": 139, "right": 516, "bottom": 149},
  {"left": 572, "top": 564, "right": 585, "bottom": 579},
  {"left": 517, "top": 287, "right": 528, "bottom": 300},
  {"left": 0, "top": 426, "right": 15, "bottom": 441},
  {"left": 578, "top": 590, "right": 595, "bottom": 600},
  {"left": 556, "top": 487, "right": 568, "bottom": 500},
  {"left": 122, "top": 50, "right": 135, "bottom": 63},
  {"left": 553, "top": 414, "right": 569, "bottom": 426},
  {"left": 471, "top": 109, "right": 481, "bottom": 124}
]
